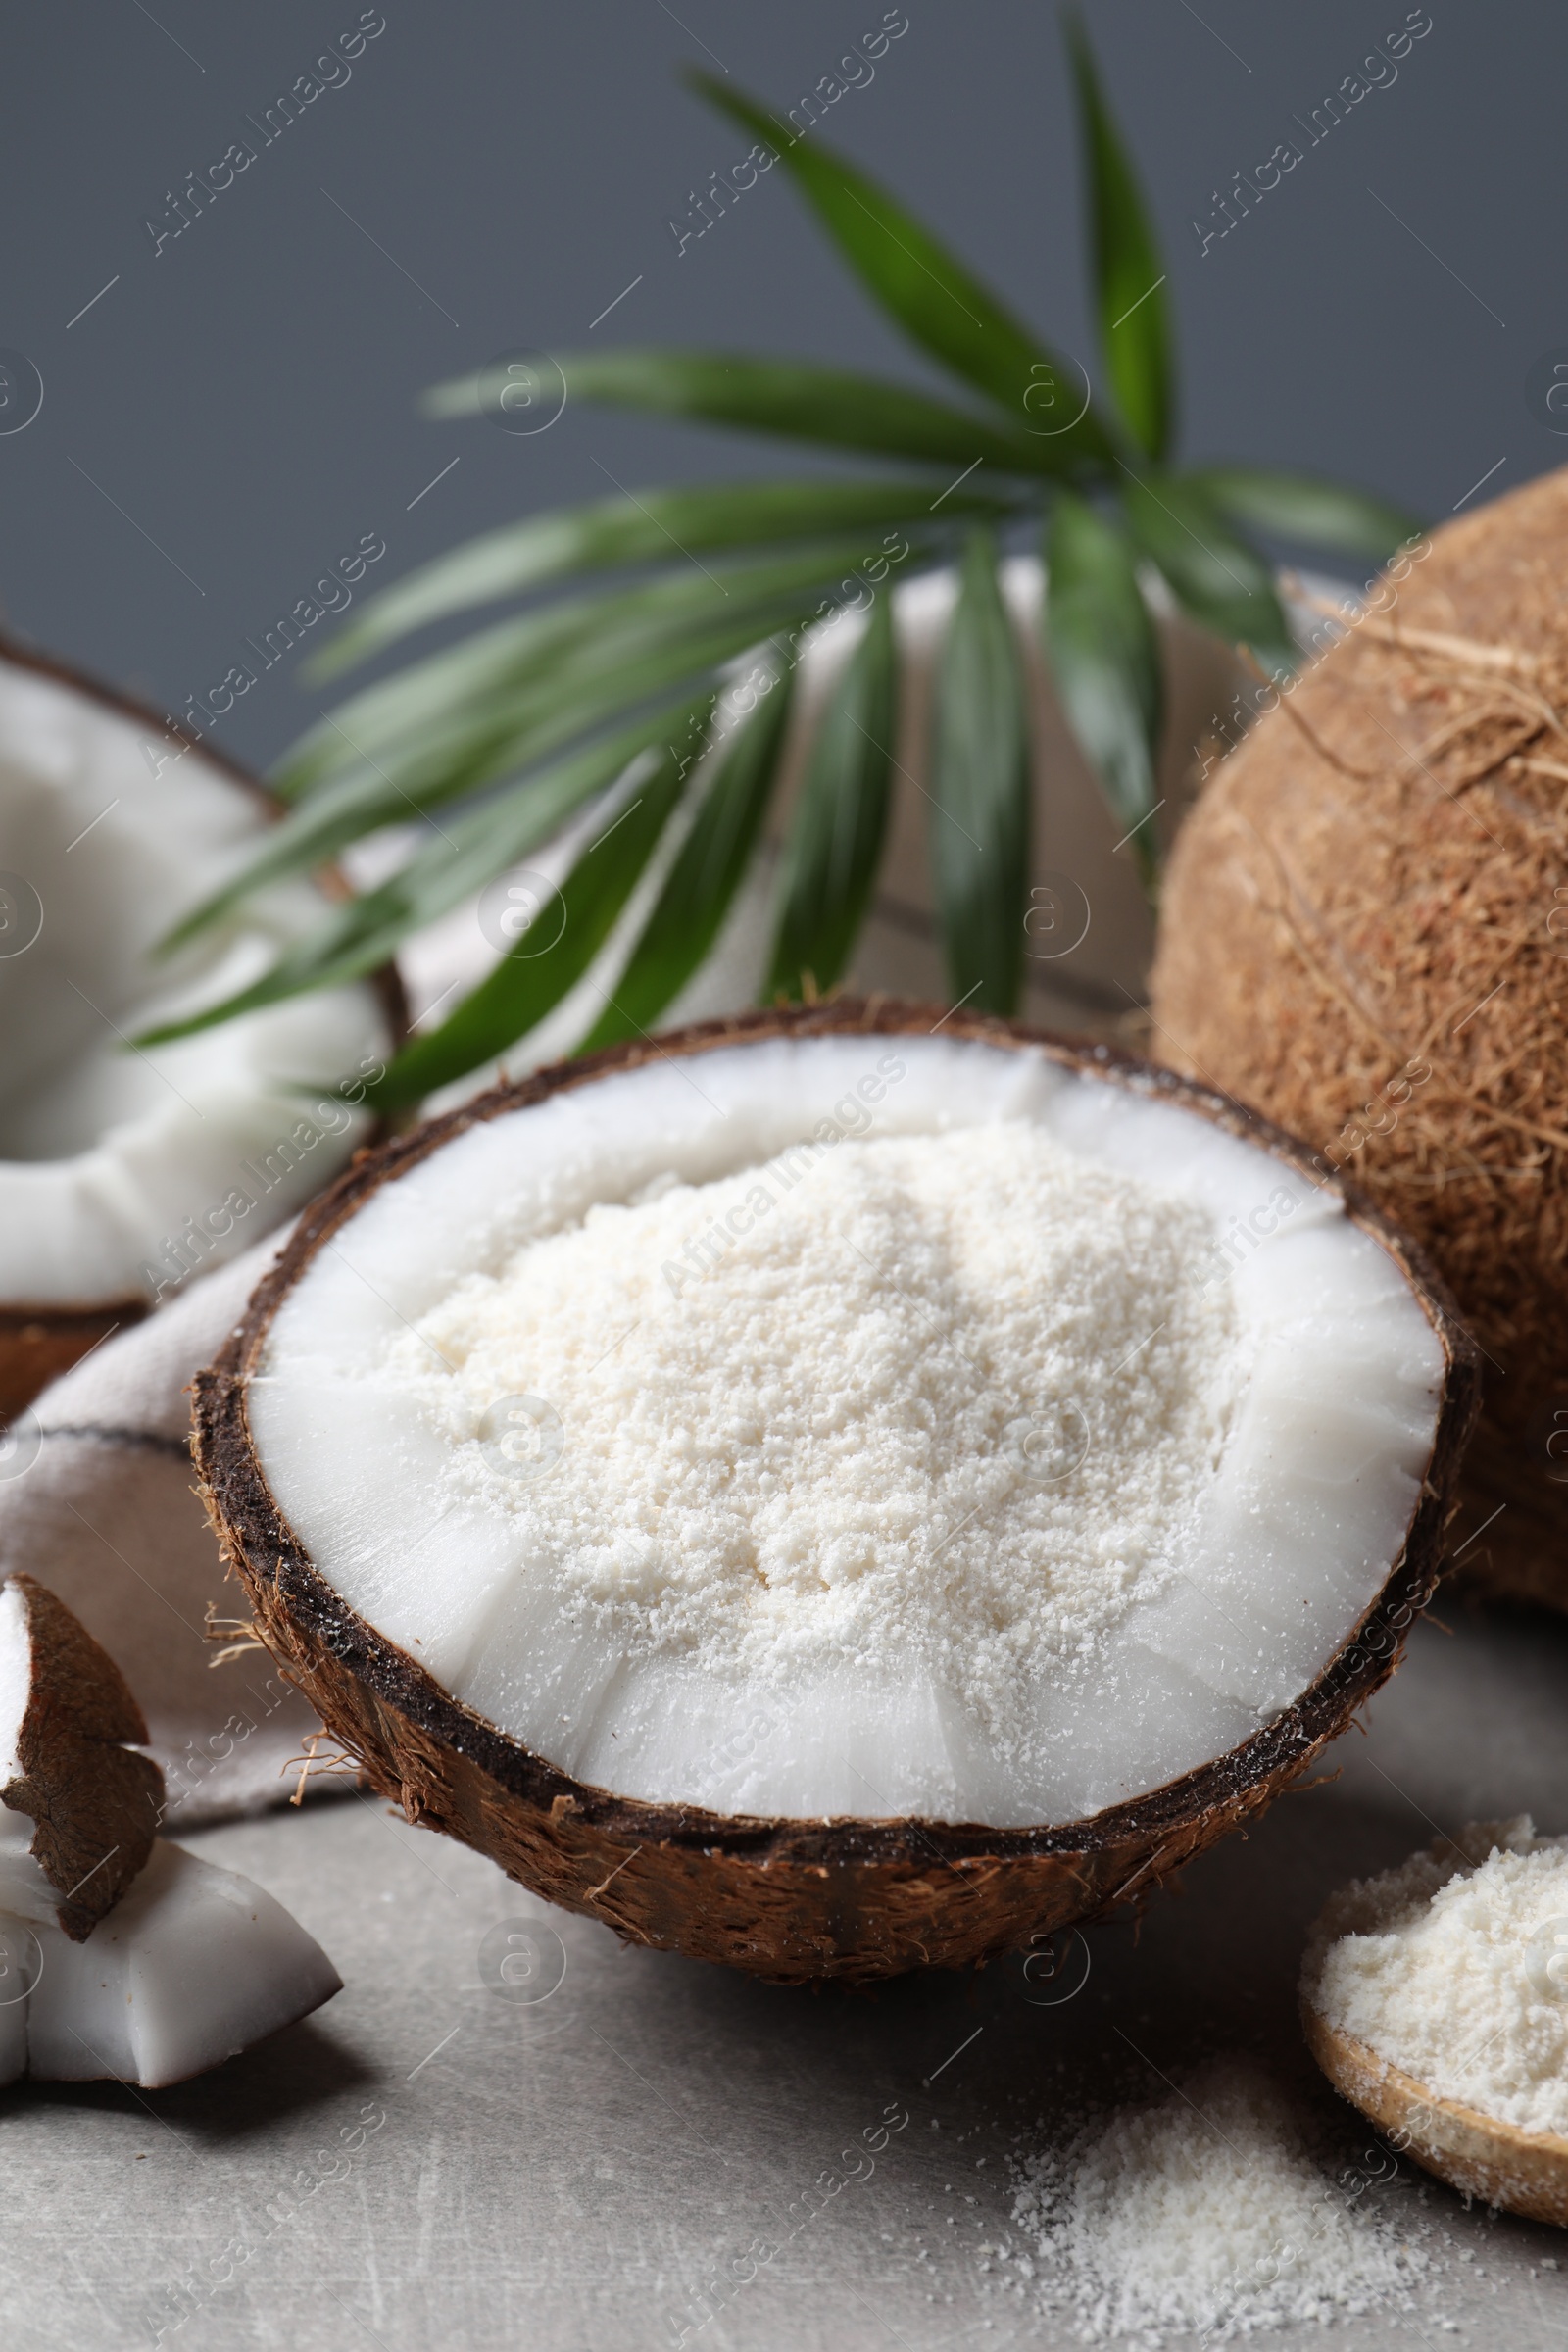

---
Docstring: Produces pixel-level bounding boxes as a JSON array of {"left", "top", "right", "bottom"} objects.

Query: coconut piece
[
  {"left": 1149, "top": 466, "right": 1568, "bottom": 1608},
  {"left": 0, "top": 1571, "right": 162, "bottom": 1938},
  {"left": 0, "top": 1569, "right": 339, "bottom": 2087},
  {"left": 0, "top": 630, "right": 397, "bottom": 1416},
  {"left": 14, "top": 1839, "right": 341, "bottom": 2089},
  {"left": 194, "top": 1002, "right": 1478, "bottom": 1984}
]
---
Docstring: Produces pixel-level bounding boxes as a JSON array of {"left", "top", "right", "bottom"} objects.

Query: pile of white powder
[
  {"left": 394, "top": 1123, "right": 1242, "bottom": 1740},
  {"left": 1302, "top": 1816, "right": 1568, "bottom": 2138},
  {"left": 1007, "top": 2056, "right": 1430, "bottom": 2344}
]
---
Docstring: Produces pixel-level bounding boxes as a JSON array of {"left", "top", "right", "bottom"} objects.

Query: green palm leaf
[
  {"left": 1045, "top": 490, "right": 1162, "bottom": 886},
  {"left": 1182, "top": 466, "right": 1421, "bottom": 562},
  {"left": 1122, "top": 472, "right": 1296, "bottom": 673},
  {"left": 767, "top": 591, "right": 897, "bottom": 1003},
  {"left": 426, "top": 350, "right": 1063, "bottom": 479},
  {"left": 579, "top": 651, "right": 795, "bottom": 1052},
  {"left": 136, "top": 707, "right": 695, "bottom": 1046},
  {"left": 141, "top": 27, "right": 1420, "bottom": 1098},
  {"left": 1066, "top": 13, "right": 1174, "bottom": 461},
  {"left": 690, "top": 76, "right": 1113, "bottom": 472},
  {"left": 928, "top": 530, "right": 1030, "bottom": 1013},
  {"left": 165, "top": 544, "right": 922, "bottom": 948},
  {"left": 313, "top": 478, "right": 1008, "bottom": 680},
  {"left": 282, "top": 535, "right": 920, "bottom": 802},
  {"left": 366, "top": 713, "right": 708, "bottom": 1110}
]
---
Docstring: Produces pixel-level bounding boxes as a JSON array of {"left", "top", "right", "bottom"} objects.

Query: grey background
[
  {"left": 8, "top": 13, "right": 1568, "bottom": 2346},
  {"left": 0, "top": 0, "right": 1556, "bottom": 776}
]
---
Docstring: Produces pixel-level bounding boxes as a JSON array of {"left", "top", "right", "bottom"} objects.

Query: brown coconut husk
[
  {"left": 1150, "top": 467, "right": 1568, "bottom": 1609},
  {"left": 192, "top": 1001, "right": 1478, "bottom": 1984},
  {"left": 1303, "top": 2003, "right": 1568, "bottom": 2228},
  {"left": 2, "top": 1571, "right": 164, "bottom": 1937},
  {"left": 0, "top": 627, "right": 407, "bottom": 1421}
]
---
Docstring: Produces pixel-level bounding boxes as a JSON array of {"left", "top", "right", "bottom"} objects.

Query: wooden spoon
[{"left": 1303, "top": 2000, "right": 1568, "bottom": 2226}]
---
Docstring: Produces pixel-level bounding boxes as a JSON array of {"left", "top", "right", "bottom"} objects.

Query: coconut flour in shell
[
  {"left": 247, "top": 1028, "right": 1448, "bottom": 1823},
  {"left": 393, "top": 1121, "right": 1244, "bottom": 1748},
  {"left": 1302, "top": 1816, "right": 1568, "bottom": 2140}
]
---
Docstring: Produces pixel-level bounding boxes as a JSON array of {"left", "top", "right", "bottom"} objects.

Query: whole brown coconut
[
  {"left": 1151, "top": 467, "right": 1568, "bottom": 1608},
  {"left": 193, "top": 1003, "right": 1478, "bottom": 1983}
]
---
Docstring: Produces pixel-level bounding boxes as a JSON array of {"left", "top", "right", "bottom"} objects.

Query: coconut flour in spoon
[{"left": 1302, "top": 1817, "right": 1568, "bottom": 2139}]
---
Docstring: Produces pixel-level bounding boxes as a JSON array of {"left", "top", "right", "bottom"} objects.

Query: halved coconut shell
[
  {"left": 0, "top": 626, "right": 404, "bottom": 1416},
  {"left": 1303, "top": 2002, "right": 1568, "bottom": 2227},
  {"left": 194, "top": 1002, "right": 1480, "bottom": 1984}
]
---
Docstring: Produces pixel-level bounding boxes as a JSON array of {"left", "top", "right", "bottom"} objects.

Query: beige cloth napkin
[{"left": 0, "top": 1233, "right": 330, "bottom": 1823}]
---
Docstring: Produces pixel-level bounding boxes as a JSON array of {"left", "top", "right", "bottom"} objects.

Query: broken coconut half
[
  {"left": 0, "top": 631, "right": 395, "bottom": 1416},
  {"left": 194, "top": 1004, "right": 1479, "bottom": 1984},
  {"left": 0, "top": 1571, "right": 339, "bottom": 2086}
]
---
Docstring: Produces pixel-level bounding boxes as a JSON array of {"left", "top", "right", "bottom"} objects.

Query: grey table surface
[{"left": 8, "top": 1602, "right": 1568, "bottom": 2352}]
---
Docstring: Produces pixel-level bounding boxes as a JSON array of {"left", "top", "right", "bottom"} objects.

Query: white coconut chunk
[
  {"left": 0, "top": 649, "right": 389, "bottom": 1305},
  {"left": 804, "top": 1671, "right": 961, "bottom": 1821},
  {"left": 0, "top": 1582, "right": 56, "bottom": 1926},
  {"left": 252, "top": 1035, "right": 1447, "bottom": 1829},
  {"left": 0, "top": 1565, "right": 340, "bottom": 2087},
  {"left": 23, "top": 1839, "right": 341, "bottom": 2088}
]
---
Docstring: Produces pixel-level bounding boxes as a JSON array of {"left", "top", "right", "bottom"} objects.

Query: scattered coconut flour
[
  {"left": 1302, "top": 1816, "right": 1568, "bottom": 2140},
  {"left": 1006, "top": 2055, "right": 1431, "bottom": 2344},
  {"left": 389, "top": 1122, "right": 1243, "bottom": 1737}
]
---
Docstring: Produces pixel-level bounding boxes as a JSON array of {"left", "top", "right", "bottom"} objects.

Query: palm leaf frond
[
  {"left": 690, "top": 75, "right": 1114, "bottom": 471},
  {"left": 1123, "top": 473, "right": 1296, "bottom": 676},
  {"left": 1182, "top": 466, "right": 1421, "bottom": 562},
  {"left": 365, "top": 708, "right": 710, "bottom": 1109},
  {"left": 313, "top": 479, "right": 1009, "bottom": 679},
  {"left": 1066, "top": 11, "right": 1174, "bottom": 462},
  {"left": 1045, "top": 490, "right": 1162, "bottom": 885},
  {"left": 150, "top": 24, "right": 1419, "bottom": 1104},
  {"left": 136, "top": 708, "right": 697, "bottom": 1046},
  {"left": 426, "top": 349, "right": 1069, "bottom": 479},
  {"left": 767, "top": 592, "right": 898, "bottom": 1003},
  {"left": 928, "top": 531, "right": 1031, "bottom": 1013},
  {"left": 579, "top": 652, "right": 796, "bottom": 1051}
]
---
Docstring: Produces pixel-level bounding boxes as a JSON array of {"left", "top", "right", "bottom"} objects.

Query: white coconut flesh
[
  {"left": 0, "top": 1578, "right": 54, "bottom": 1925},
  {"left": 0, "top": 1840, "right": 341, "bottom": 2090},
  {"left": 0, "top": 1576, "right": 339, "bottom": 2088},
  {"left": 0, "top": 651, "right": 389, "bottom": 1306},
  {"left": 248, "top": 1035, "right": 1446, "bottom": 1829}
]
